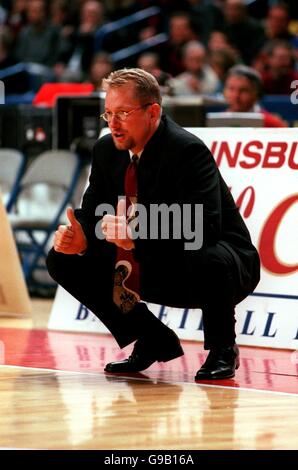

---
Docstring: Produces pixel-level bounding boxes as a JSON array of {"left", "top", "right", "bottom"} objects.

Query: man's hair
[
  {"left": 102, "top": 68, "right": 162, "bottom": 105},
  {"left": 225, "top": 64, "right": 263, "bottom": 98}
]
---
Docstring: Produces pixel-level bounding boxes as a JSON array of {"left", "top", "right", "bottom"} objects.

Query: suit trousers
[
  {"left": 46, "top": 241, "right": 245, "bottom": 350},
  {"left": 46, "top": 248, "right": 168, "bottom": 348}
]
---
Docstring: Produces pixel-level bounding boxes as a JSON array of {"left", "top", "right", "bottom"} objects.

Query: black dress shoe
[
  {"left": 195, "top": 344, "right": 240, "bottom": 380},
  {"left": 104, "top": 329, "right": 184, "bottom": 373}
]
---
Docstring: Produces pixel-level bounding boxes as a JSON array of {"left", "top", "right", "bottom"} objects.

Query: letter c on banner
[{"left": 259, "top": 194, "right": 298, "bottom": 274}]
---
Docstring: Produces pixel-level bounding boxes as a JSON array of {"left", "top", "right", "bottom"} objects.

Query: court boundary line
[{"left": 1, "top": 364, "right": 297, "bottom": 397}]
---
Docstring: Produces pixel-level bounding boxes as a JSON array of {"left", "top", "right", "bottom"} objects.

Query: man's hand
[
  {"left": 54, "top": 207, "right": 88, "bottom": 254},
  {"left": 101, "top": 199, "right": 135, "bottom": 250},
  {"left": 187, "top": 75, "right": 202, "bottom": 93}
]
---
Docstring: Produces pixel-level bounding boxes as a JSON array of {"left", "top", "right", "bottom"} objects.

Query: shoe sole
[{"left": 195, "top": 371, "right": 235, "bottom": 380}]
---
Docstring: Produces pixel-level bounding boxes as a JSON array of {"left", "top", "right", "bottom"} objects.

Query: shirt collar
[
  {"left": 129, "top": 150, "right": 143, "bottom": 161},
  {"left": 253, "top": 103, "right": 262, "bottom": 112}
]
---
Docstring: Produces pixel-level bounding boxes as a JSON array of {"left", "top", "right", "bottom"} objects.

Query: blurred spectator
[
  {"left": 251, "top": 43, "right": 270, "bottom": 75},
  {"left": 5, "top": 0, "right": 27, "bottom": 41},
  {"left": 158, "top": 11, "right": 198, "bottom": 76},
  {"left": 0, "top": 24, "right": 15, "bottom": 69},
  {"left": 169, "top": 40, "right": 220, "bottom": 95},
  {"left": 0, "top": 23, "right": 30, "bottom": 93},
  {"left": 183, "top": 0, "right": 224, "bottom": 46},
  {"left": 223, "top": 64, "right": 288, "bottom": 127},
  {"left": 137, "top": 52, "right": 171, "bottom": 91},
  {"left": 208, "top": 30, "right": 240, "bottom": 61},
  {"left": 261, "top": 39, "right": 298, "bottom": 94},
  {"left": 50, "top": 0, "right": 78, "bottom": 78},
  {"left": 88, "top": 51, "right": 113, "bottom": 90},
  {"left": 79, "top": 0, "right": 104, "bottom": 34},
  {"left": 209, "top": 49, "right": 237, "bottom": 91},
  {"left": 264, "top": 3, "right": 295, "bottom": 42},
  {"left": 50, "top": 0, "right": 76, "bottom": 31},
  {"left": 221, "top": 0, "right": 265, "bottom": 65},
  {"left": 59, "top": 0, "right": 104, "bottom": 80},
  {"left": 14, "top": 0, "right": 61, "bottom": 66}
]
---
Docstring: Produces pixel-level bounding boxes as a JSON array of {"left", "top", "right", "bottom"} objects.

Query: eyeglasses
[{"left": 100, "top": 103, "right": 153, "bottom": 122}]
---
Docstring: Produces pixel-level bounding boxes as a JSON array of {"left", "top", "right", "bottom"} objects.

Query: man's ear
[{"left": 150, "top": 102, "right": 161, "bottom": 119}]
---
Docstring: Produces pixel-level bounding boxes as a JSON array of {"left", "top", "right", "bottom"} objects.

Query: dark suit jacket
[{"left": 75, "top": 114, "right": 260, "bottom": 307}]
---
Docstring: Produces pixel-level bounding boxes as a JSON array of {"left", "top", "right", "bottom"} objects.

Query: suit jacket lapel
[{"left": 110, "top": 150, "right": 130, "bottom": 199}]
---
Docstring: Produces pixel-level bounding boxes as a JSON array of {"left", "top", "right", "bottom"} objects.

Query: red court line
[{"left": 0, "top": 327, "right": 297, "bottom": 394}]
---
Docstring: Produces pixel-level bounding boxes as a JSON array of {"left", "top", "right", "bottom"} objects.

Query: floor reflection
[
  {"left": 55, "top": 372, "right": 185, "bottom": 448},
  {"left": 0, "top": 327, "right": 297, "bottom": 394}
]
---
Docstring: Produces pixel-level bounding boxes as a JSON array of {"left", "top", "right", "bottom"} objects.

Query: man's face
[
  {"left": 104, "top": 83, "right": 157, "bottom": 154},
  {"left": 27, "top": 0, "right": 45, "bottom": 24},
  {"left": 224, "top": 0, "right": 245, "bottom": 24},
  {"left": 170, "top": 17, "right": 193, "bottom": 45},
  {"left": 267, "top": 7, "right": 289, "bottom": 36},
  {"left": 224, "top": 75, "right": 258, "bottom": 112},
  {"left": 184, "top": 47, "right": 205, "bottom": 74},
  {"left": 269, "top": 46, "right": 293, "bottom": 73}
]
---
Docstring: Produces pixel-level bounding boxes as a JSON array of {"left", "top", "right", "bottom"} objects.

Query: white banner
[{"left": 49, "top": 128, "right": 298, "bottom": 350}]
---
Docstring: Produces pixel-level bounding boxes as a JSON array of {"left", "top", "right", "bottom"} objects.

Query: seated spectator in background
[
  {"left": 221, "top": 0, "right": 265, "bottom": 65},
  {"left": 137, "top": 52, "right": 171, "bottom": 92},
  {"left": 66, "top": 0, "right": 104, "bottom": 74},
  {"left": 0, "top": 25, "right": 15, "bottom": 69},
  {"left": 14, "top": 0, "right": 60, "bottom": 66},
  {"left": 0, "top": 23, "right": 32, "bottom": 95},
  {"left": 261, "top": 39, "right": 298, "bottom": 95},
  {"left": 158, "top": 11, "right": 198, "bottom": 77},
  {"left": 5, "top": 0, "right": 27, "bottom": 42},
  {"left": 169, "top": 40, "right": 220, "bottom": 96},
  {"left": 88, "top": 52, "right": 113, "bottom": 90},
  {"left": 183, "top": 0, "right": 224, "bottom": 46},
  {"left": 208, "top": 30, "right": 240, "bottom": 63},
  {"left": 208, "top": 31, "right": 240, "bottom": 91},
  {"left": 223, "top": 64, "right": 288, "bottom": 127},
  {"left": 264, "top": 3, "right": 295, "bottom": 43},
  {"left": 50, "top": 0, "right": 77, "bottom": 35},
  {"left": 209, "top": 49, "right": 237, "bottom": 92},
  {"left": 251, "top": 43, "right": 270, "bottom": 75}
]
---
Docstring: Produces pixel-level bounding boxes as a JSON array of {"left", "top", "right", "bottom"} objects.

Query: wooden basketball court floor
[{"left": 0, "top": 319, "right": 298, "bottom": 451}]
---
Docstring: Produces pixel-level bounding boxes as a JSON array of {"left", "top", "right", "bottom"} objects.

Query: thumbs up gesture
[
  {"left": 54, "top": 207, "right": 88, "bottom": 254},
  {"left": 101, "top": 198, "right": 134, "bottom": 250}
]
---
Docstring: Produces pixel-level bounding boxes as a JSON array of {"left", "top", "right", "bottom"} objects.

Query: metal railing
[
  {"left": 94, "top": 6, "right": 163, "bottom": 52},
  {"left": 110, "top": 32, "right": 168, "bottom": 63}
]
